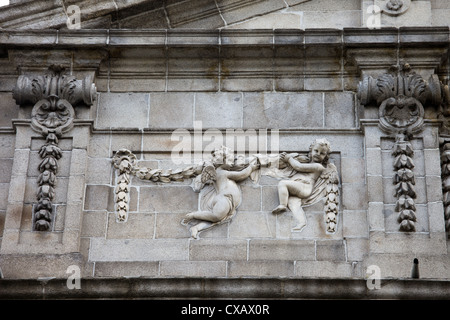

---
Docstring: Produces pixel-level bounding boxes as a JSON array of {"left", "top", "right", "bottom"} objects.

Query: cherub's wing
[
  {"left": 201, "top": 165, "right": 217, "bottom": 183},
  {"left": 302, "top": 163, "right": 340, "bottom": 232},
  {"left": 319, "top": 163, "right": 339, "bottom": 184}
]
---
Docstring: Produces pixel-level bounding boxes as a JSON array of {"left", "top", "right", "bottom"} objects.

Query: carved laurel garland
[
  {"left": 111, "top": 148, "right": 200, "bottom": 222},
  {"left": 440, "top": 139, "right": 450, "bottom": 232},
  {"left": 392, "top": 132, "right": 417, "bottom": 231},
  {"left": 13, "top": 65, "right": 96, "bottom": 231}
]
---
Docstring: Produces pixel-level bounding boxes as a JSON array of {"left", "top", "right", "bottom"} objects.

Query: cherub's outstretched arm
[
  {"left": 285, "top": 156, "right": 324, "bottom": 173},
  {"left": 225, "top": 163, "right": 259, "bottom": 182}
]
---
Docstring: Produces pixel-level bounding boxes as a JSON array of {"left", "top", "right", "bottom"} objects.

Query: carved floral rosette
[
  {"left": 13, "top": 65, "right": 96, "bottom": 231},
  {"left": 375, "top": 0, "right": 411, "bottom": 16}
]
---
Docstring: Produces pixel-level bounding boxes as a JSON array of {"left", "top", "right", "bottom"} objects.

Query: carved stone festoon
[
  {"left": 392, "top": 131, "right": 417, "bottom": 231},
  {"left": 358, "top": 63, "right": 449, "bottom": 232},
  {"left": 112, "top": 141, "right": 340, "bottom": 238},
  {"left": 111, "top": 148, "right": 200, "bottom": 223},
  {"left": 13, "top": 65, "right": 97, "bottom": 231}
]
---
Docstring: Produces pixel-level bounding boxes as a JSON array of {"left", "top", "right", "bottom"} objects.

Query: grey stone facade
[{"left": 0, "top": 0, "right": 450, "bottom": 299}]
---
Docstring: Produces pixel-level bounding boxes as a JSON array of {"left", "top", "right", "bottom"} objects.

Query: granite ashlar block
[
  {"left": 294, "top": 260, "right": 358, "bottom": 278},
  {"left": 89, "top": 238, "right": 189, "bottom": 261},
  {"left": 160, "top": 261, "right": 227, "bottom": 277},
  {"left": 139, "top": 186, "right": 198, "bottom": 213},
  {"left": 249, "top": 239, "right": 315, "bottom": 261},
  {"left": 243, "top": 92, "right": 324, "bottom": 129},
  {"left": 96, "top": 93, "right": 149, "bottom": 129},
  {"left": 94, "top": 261, "right": 160, "bottom": 277},
  {"left": 228, "top": 260, "right": 295, "bottom": 278},
  {"left": 189, "top": 239, "right": 248, "bottom": 261},
  {"left": 106, "top": 212, "right": 155, "bottom": 239},
  {"left": 316, "top": 240, "right": 346, "bottom": 261}
]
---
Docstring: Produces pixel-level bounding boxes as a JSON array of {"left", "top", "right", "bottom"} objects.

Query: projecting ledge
[
  {"left": 1, "top": 277, "right": 450, "bottom": 299},
  {"left": 0, "top": 27, "right": 449, "bottom": 48}
]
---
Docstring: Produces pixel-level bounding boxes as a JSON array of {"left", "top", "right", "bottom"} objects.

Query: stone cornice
[
  {"left": 1, "top": 28, "right": 448, "bottom": 93},
  {"left": 0, "top": 27, "right": 448, "bottom": 48},
  {"left": 1, "top": 277, "right": 450, "bottom": 299}
]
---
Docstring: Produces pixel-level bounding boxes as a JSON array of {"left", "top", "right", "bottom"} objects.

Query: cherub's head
[
  {"left": 309, "top": 138, "right": 331, "bottom": 165},
  {"left": 211, "top": 146, "right": 234, "bottom": 167}
]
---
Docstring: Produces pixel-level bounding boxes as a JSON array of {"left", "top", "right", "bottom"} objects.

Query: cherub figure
[
  {"left": 271, "top": 138, "right": 337, "bottom": 232},
  {"left": 182, "top": 146, "right": 259, "bottom": 239}
]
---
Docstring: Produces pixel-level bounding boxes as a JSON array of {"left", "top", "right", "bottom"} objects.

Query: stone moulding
[
  {"left": 2, "top": 278, "right": 450, "bottom": 300},
  {"left": 12, "top": 65, "right": 97, "bottom": 231}
]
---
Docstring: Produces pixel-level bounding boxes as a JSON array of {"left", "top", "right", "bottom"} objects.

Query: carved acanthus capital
[
  {"left": 12, "top": 65, "right": 97, "bottom": 231},
  {"left": 357, "top": 63, "right": 445, "bottom": 134},
  {"left": 13, "top": 64, "right": 97, "bottom": 136}
]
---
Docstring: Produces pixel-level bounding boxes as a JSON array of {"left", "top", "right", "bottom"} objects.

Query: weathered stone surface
[
  {"left": 2, "top": 2, "right": 450, "bottom": 299},
  {"left": 95, "top": 261, "right": 160, "bottom": 277},
  {"left": 249, "top": 239, "right": 315, "bottom": 261},
  {"left": 139, "top": 186, "right": 198, "bottom": 213},
  {"left": 295, "top": 260, "right": 359, "bottom": 278},
  {"left": 160, "top": 261, "right": 227, "bottom": 277},
  {"left": 228, "top": 260, "right": 295, "bottom": 277},
  {"left": 243, "top": 92, "right": 324, "bottom": 129},
  {"left": 189, "top": 239, "right": 248, "bottom": 261},
  {"left": 149, "top": 93, "right": 194, "bottom": 129},
  {"left": 84, "top": 185, "right": 111, "bottom": 211},
  {"left": 89, "top": 238, "right": 189, "bottom": 261},
  {"left": 343, "top": 210, "right": 369, "bottom": 238},
  {"left": 96, "top": 93, "right": 149, "bottom": 129},
  {"left": 81, "top": 211, "right": 107, "bottom": 237},
  {"left": 106, "top": 212, "right": 155, "bottom": 239},
  {"left": 316, "top": 240, "right": 346, "bottom": 261},
  {"left": 194, "top": 93, "right": 243, "bottom": 129}
]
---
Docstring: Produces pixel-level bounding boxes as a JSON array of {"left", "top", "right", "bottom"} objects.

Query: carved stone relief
[
  {"left": 270, "top": 139, "right": 339, "bottom": 233},
  {"left": 13, "top": 65, "right": 97, "bottom": 231},
  {"left": 112, "top": 139, "right": 340, "bottom": 238},
  {"left": 358, "top": 63, "right": 442, "bottom": 135},
  {"left": 357, "top": 63, "right": 447, "bottom": 232},
  {"left": 376, "top": 0, "right": 411, "bottom": 16},
  {"left": 392, "top": 131, "right": 417, "bottom": 231}
]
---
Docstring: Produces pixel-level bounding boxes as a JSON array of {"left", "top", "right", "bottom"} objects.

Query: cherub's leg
[
  {"left": 189, "top": 221, "right": 213, "bottom": 239},
  {"left": 184, "top": 211, "right": 212, "bottom": 222},
  {"left": 185, "top": 195, "right": 232, "bottom": 238},
  {"left": 185, "top": 196, "right": 230, "bottom": 222},
  {"left": 288, "top": 197, "right": 306, "bottom": 232},
  {"left": 272, "top": 180, "right": 289, "bottom": 214},
  {"left": 273, "top": 180, "right": 308, "bottom": 215}
]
